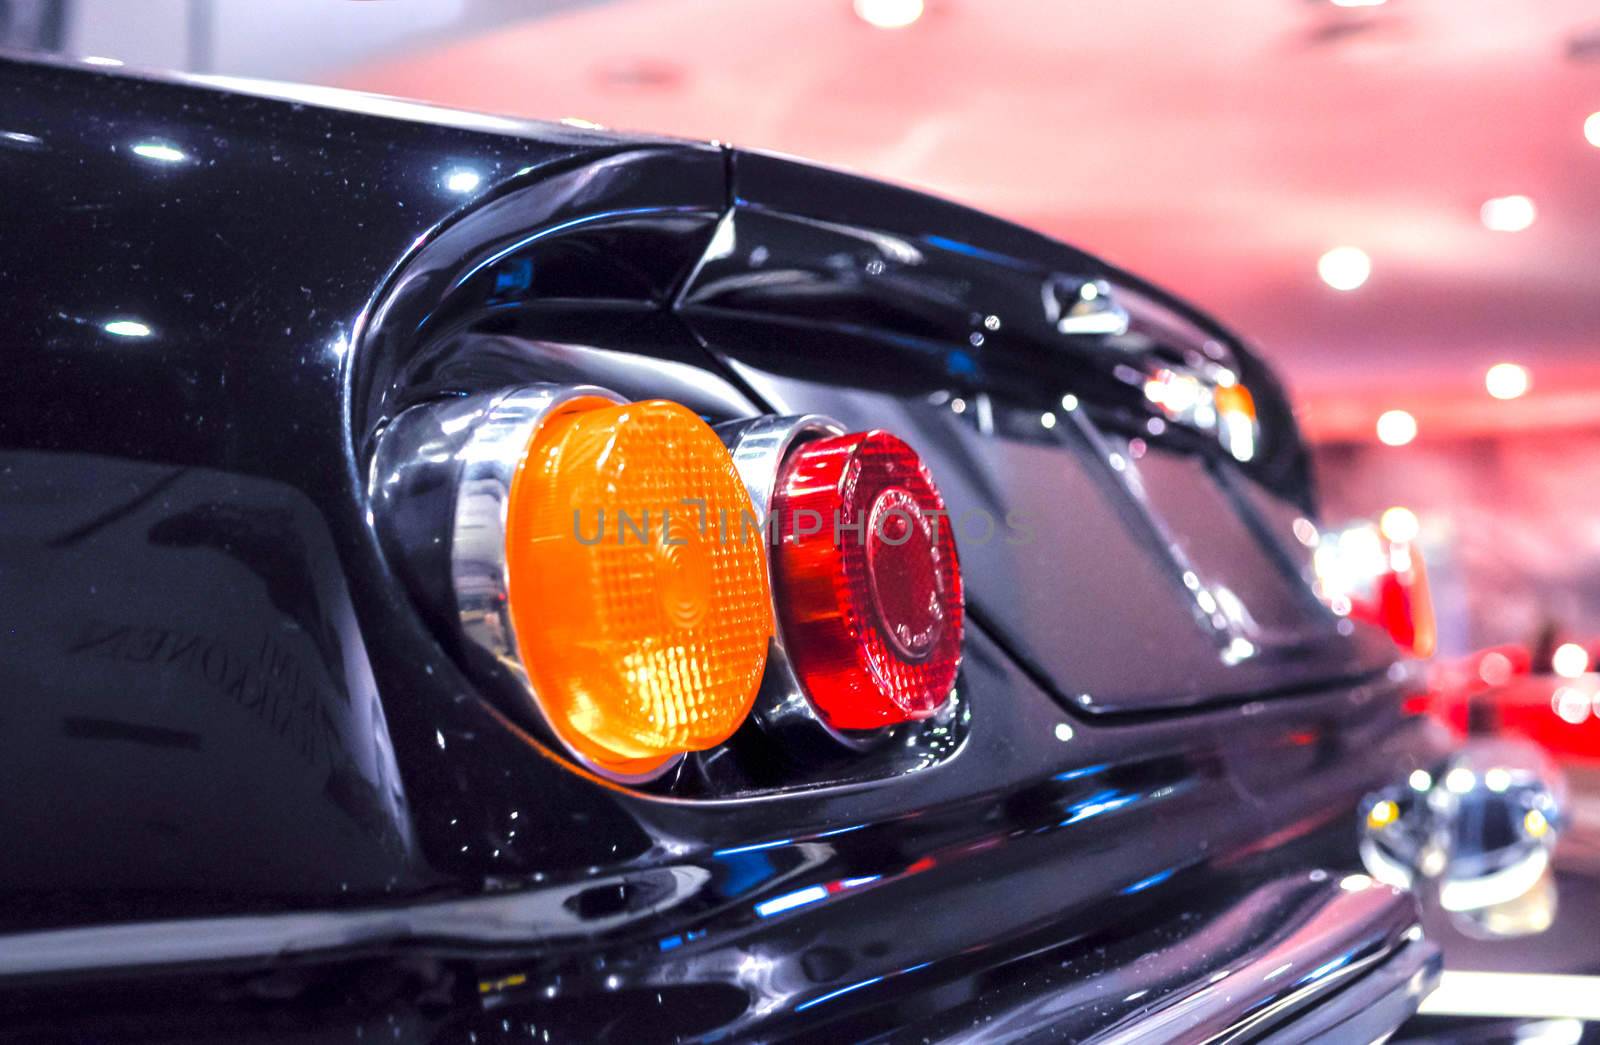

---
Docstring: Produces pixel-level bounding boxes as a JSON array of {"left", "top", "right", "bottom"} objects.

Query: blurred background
[{"left": 8, "top": 0, "right": 1599, "bottom": 662}]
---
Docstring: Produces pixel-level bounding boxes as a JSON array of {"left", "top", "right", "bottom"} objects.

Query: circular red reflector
[{"left": 771, "top": 430, "right": 963, "bottom": 730}]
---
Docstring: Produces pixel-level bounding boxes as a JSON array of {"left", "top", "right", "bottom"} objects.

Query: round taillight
[
  {"left": 771, "top": 430, "right": 963, "bottom": 730},
  {"left": 501, "top": 398, "right": 774, "bottom": 778}
]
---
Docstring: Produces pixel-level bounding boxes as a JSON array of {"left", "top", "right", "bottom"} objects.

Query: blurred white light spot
[
  {"left": 1222, "top": 636, "right": 1257, "bottom": 665},
  {"left": 103, "top": 320, "right": 152, "bottom": 338},
  {"left": 1388, "top": 543, "right": 1413, "bottom": 575},
  {"left": 1379, "top": 506, "right": 1420, "bottom": 544},
  {"left": 1061, "top": 393, "right": 1079, "bottom": 412},
  {"left": 1409, "top": 769, "right": 1433, "bottom": 792},
  {"left": 1340, "top": 873, "right": 1373, "bottom": 892},
  {"left": 1340, "top": 524, "right": 1387, "bottom": 577},
  {"left": 444, "top": 168, "right": 482, "bottom": 193},
  {"left": 1553, "top": 642, "right": 1589, "bottom": 679},
  {"left": 1586, "top": 113, "right": 1600, "bottom": 148},
  {"left": 1484, "top": 767, "right": 1512, "bottom": 793},
  {"left": 854, "top": 0, "right": 924, "bottom": 29},
  {"left": 1053, "top": 722, "right": 1075, "bottom": 742},
  {"left": 559, "top": 116, "right": 606, "bottom": 130},
  {"left": 132, "top": 142, "right": 186, "bottom": 164},
  {"left": 1479, "top": 651, "right": 1513, "bottom": 687},
  {"left": 1516, "top": 1018, "right": 1584, "bottom": 1045},
  {"left": 1420, "top": 972, "right": 1600, "bottom": 1024},
  {"left": 1040, "top": 411, "right": 1057, "bottom": 429},
  {"left": 1329, "top": 0, "right": 1386, "bottom": 7},
  {"left": 1480, "top": 195, "right": 1537, "bottom": 233},
  {"left": 82, "top": 55, "right": 124, "bottom": 67},
  {"left": 1292, "top": 517, "right": 1320, "bottom": 547},
  {"left": 1376, "top": 409, "right": 1417, "bottom": 447},
  {"left": 1554, "top": 686, "right": 1590, "bottom": 724},
  {"left": 1444, "top": 767, "right": 1476, "bottom": 794},
  {"left": 950, "top": 397, "right": 967, "bottom": 414},
  {"left": 1317, "top": 246, "right": 1371, "bottom": 291},
  {"left": 705, "top": 215, "right": 736, "bottom": 260},
  {"left": 1485, "top": 362, "right": 1531, "bottom": 400}
]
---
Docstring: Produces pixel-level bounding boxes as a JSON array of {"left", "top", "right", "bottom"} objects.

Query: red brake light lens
[{"left": 771, "top": 430, "right": 963, "bottom": 730}]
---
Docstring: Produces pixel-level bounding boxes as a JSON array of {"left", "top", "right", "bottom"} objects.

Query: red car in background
[{"left": 1429, "top": 642, "right": 1600, "bottom": 767}]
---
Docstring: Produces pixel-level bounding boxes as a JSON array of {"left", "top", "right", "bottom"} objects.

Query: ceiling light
[
  {"left": 1376, "top": 409, "right": 1417, "bottom": 447},
  {"left": 1318, "top": 246, "right": 1371, "bottom": 291},
  {"left": 1485, "top": 362, "right": 1531, "bottom": 400},
  {"left": 1379, "top": 506, "right": 1420, "bottom": 544},
  {"left": 1480, "top": 195, "right": 1537, "bottom": 232},
  {"left": 854, "top": 0, "right": 925, "bottom": 29},
  {"left": 1586, "top": 113, "right": 1600, "bottom": 148},
  {"left": 1553, "top": 642, "right": 1589, "bottom": 679}
]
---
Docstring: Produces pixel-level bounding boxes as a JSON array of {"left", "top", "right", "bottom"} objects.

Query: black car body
[{"left": 0, "top": 53, "right": 1453, "bottom": 1042}]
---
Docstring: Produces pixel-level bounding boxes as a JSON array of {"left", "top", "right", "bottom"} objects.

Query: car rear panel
[{"left": 682, "top": 150, "right": 1398, "bottom": 715}]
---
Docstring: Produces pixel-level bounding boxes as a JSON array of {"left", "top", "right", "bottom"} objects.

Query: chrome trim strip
[
  {"left": 0, "top": 867, "right": 711, "bottom": 980},
  {"left": 915, "top": 871, "right": 1436, "bottom": 1044},
  {"left": 450, "top": 384, "right": 620, "bottom": 683},
  {"left": 0, "top": 866, "right": 1436, "bottom": 1045},
  {"left": 720, "top": 413, "right": 843, "bottom": 526}
]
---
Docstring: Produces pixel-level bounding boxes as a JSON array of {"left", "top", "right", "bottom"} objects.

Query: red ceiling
[{"left": 341, "top": 0, "right": 1600, "bottom": 442}]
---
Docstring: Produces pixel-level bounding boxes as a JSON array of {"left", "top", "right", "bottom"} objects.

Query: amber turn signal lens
[
  {"left": 504, "top": 399, "right": 773, "bottom": 777},
  {"left": 772, "top": 430, "right": 963, "bottom": 730}
]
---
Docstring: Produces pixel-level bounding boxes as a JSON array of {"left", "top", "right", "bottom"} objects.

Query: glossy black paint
[
  {"left": 0, "top": 52, "right": 629, "bottom": 925},
  {"left": 0, "top": 53, "right": 1448, "bottom": 1040},
  {"left": 679, "top": 156, "right": 1397, "bottom": 717}
]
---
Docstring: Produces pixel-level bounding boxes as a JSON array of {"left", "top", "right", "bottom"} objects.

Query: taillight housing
[
  {"left": 376, "top": 385, "right": 773, "bottom": 782},
  {"left": 771, "top": 431, "right": 964, "bottom": 730},
  {"left": 721, "top": 416, "right": 965, "bottom": 739},
  {"left": 377, "top": 393, "right": 963, "bottom": 783}
]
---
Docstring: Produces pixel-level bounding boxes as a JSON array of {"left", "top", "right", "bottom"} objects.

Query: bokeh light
[
  {"left": 1318, "top": 246, "right": 1371, "bottom": 291},
  {"left": 1376, "top": 409, "right": 1417, "bottom": 447}
]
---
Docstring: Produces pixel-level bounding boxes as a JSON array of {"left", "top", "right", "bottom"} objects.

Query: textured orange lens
[{"left": 504, "top": 399, "right": 773, "bottom": 776}]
